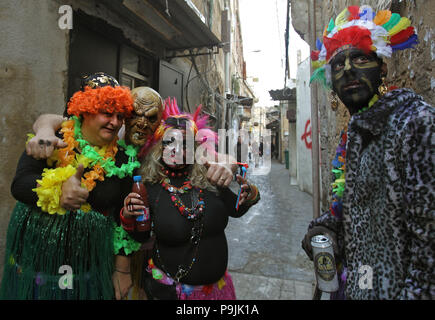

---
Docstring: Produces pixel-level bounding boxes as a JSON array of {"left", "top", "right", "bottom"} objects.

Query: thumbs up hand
[{"left": 60, "top": 164, "right": 90, "bottom": 211}]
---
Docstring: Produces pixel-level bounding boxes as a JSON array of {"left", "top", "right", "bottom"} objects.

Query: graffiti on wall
[{"left": 301, "top": 119, "right": 312, "bottom": 149}]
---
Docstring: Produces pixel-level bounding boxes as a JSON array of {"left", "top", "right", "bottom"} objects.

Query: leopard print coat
[{"left": 308, "top": 88, "right": 434, "bottom": 299}]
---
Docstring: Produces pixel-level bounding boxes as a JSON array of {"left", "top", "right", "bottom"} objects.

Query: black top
[
  {"left": 11, "top": 146, "right": 131, "bottom": 225},
  {"left": 128, "top": 175, "right": 251, "bottom": 285}
]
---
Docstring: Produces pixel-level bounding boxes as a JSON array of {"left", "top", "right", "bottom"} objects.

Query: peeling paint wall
[
  {"left": 387, "top": 1, "right": 435, "bottom": 104},
  {"left": 0, "top": 0, "right": 69, "bottom": 282},
  {"left": 292, "top": 0, "right": 434, "bottom": 211},
  {"left": 296, "top": 58, "right": 313, "bottom": 194}
]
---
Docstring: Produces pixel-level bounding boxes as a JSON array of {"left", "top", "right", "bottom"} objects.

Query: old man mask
[{"left": 125, "top": 87, "right": 164, "bottom": 146}]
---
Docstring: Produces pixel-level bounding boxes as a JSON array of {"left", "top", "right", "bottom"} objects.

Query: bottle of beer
[{"left": 132, "top": 175, "right": 150, "bottom": 232}]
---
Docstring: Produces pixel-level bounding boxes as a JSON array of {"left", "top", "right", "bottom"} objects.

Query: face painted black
[{"left": 330, "top": 48, "right": 383, "bottom": 115}]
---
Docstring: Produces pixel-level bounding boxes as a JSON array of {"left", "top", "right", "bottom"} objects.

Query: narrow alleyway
[{"left": 226, "top": 159, "right": 315, "bottom": 300}]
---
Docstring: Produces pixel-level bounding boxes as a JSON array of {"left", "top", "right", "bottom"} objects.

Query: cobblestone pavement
[{"left": 226, "top": 159, "right": 316, "bottom": 300}]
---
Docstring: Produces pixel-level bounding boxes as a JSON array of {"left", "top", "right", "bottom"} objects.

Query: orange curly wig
[{"left": 67, "top": 85, "right": 134, "bottom": 118}]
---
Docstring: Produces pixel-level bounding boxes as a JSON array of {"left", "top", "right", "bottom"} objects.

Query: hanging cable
[
  {"left": 165, "top": 0, "right": 171, "bottom": 17},
  {"left": 284, "top": 0, "right": 291, "bottom": 87},
  {"left": 185, "top": 59, "right": 194, "bottom": 112}
]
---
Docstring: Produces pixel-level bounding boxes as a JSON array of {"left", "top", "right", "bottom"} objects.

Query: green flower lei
[
  {"left": 113, "top": 223, "right": 141, "bottom": 255},
  {"left": 72, "top": 116, "right": 141, "bottom": 178}
]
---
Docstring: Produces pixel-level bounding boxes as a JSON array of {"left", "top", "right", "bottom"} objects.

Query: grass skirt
[{"left": 0, "top": 202, "right": 115, "bottom": 300}]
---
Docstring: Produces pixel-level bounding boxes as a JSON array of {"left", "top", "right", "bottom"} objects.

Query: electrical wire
[
  {"left": 180, "top": 47, "right": 254, "bottom": 131},
  {"left": 188, "top": 50, "right": 253, "bottom": 106}
]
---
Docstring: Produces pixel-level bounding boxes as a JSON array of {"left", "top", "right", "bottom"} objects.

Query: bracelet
[
  {"left": 246, "top": 184, "right": 258, "bottom": 201},
  {"left": 115, "top": 269, "right": 131, "bottom": 274},
  {"left": 120, "top": 207, "right": 135, "bottom": 232},
  {"left": 244, "top": 185, "right": 260, "bottom": 206}
]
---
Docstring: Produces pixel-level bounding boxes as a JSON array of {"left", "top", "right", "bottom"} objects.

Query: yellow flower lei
[
  {"left": 33, "top": 165, "right": 77, "bottom": 215},
  {"left": 33, "top": 119, "right": 120, "bottom": 215}
]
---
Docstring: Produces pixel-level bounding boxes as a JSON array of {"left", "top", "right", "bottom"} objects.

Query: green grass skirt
[{"left": 0, "top": 202, "right": 115, "bottom": 300}]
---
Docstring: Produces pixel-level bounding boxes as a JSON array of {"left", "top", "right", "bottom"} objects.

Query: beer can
[{"left": 311, "top": 235, "right": 339, "bottom": 292}]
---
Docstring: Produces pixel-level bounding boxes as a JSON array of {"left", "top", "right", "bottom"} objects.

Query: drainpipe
[
  {"left": 222, "top": 0, "right": 231, "bottom": 129},
  {"left": 309, "top": 0, "right": 320, "bottom": 219},
  {"left": 208, "top": 0, "right": 214, "bottom": 29},
  {"left": 224, "top": 51, "right": 231, "bottom": 129}
]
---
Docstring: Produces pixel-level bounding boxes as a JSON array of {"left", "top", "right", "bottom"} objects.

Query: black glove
[{"left": 301, "top": 226, "right": 339, "bottom": 261}]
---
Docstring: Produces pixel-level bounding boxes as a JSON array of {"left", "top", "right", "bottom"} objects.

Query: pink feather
[
  {"left": 168, "top": 98, "right": 175, "bottom": 116},
  {"left": 195, "top": 115, "right": 209, "bottom": 130},
  {"left": 171, "top": 97, "right": 180, "bottom": 115},
  {"left": 193, "top": 105, "right": 202, "bottom": 122},
  {"left": 163, "top": 97, "right": 171, "bottom": 120}
]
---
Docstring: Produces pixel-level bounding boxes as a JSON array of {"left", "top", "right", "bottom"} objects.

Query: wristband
[
  {"left": 120, "top": 207, "right": 135, "bottom": 232},
  {"left": 244, "top": 185, "right": 260, "bottom": 206}
]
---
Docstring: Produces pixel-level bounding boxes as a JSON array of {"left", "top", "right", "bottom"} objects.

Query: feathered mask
[{"left": 310, "top": 6, "right": 418, "bottom": 88}]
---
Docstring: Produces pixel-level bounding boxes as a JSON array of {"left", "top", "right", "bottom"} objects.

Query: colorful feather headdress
[
  {"left": 310, "top": 5, "right": 418, "bottom": 88},
  {"left": 138, "top": 97, "right": 217, "bottom": 159}
]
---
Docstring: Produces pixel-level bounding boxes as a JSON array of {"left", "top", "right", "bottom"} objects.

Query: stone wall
[
  {"left": 292, "top": 0, "right": 434, "bottom": 211},
  {"left": 0, "top": 0, "right": 69, "bottom": 282}
]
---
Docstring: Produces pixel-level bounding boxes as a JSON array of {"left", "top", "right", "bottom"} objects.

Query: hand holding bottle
[
  {"left": 124, "top": 175, "right": 151, "bottom": 232},
  {"left": 122, "top": 192, "right": 146, "bottom": 219}
]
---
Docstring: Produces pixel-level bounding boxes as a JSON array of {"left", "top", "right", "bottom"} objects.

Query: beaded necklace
[
  {"left": 161, "top": 166, "right": 189, "bottom": 178},
  {"left": 153, "top": 218, "right": 203, "bottom": 282},
  {"left": 153, "top": 170, "right": 207, "bottom": 282},
  {"left": 161, "top": 178, "right": 192, "bottom": 194},
  {"left": 161, "top": 176, "right": 205, "bottom": 220}
]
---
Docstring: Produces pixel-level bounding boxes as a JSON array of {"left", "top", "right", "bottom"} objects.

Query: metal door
[{"left": 159, "top": 60, "right": 184, "bottom": 110}]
